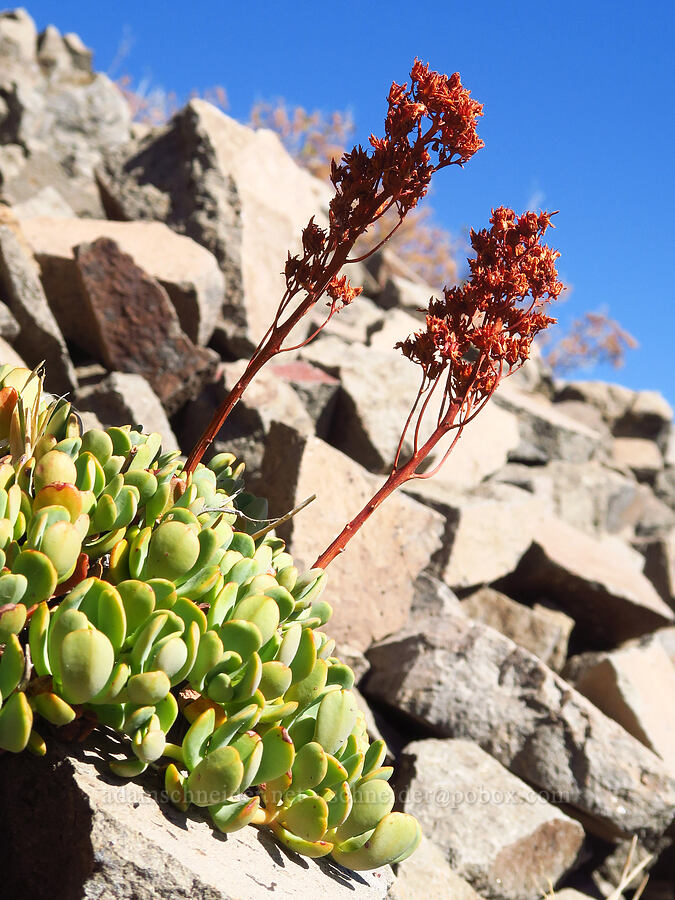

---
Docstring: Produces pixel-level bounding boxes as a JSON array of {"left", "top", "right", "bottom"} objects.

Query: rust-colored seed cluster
[{"left": 398, "top": 207, "right": 562, "bottom": 404}]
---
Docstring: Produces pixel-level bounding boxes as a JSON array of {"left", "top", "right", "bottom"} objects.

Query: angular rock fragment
[
  {"left": 612, "top": 436, "right": 663, "bottom": 483},
  {"left": 389, "top": 835, "right": 485, "bottom": 900},
  {"left": 462, "top": 587, "right": 573, "bottom": 671},
  {"left": 73, "top": 237, "right": 217, "bottom": 414},
  {"left": 366, "top": 307, "right": 422, "bottom": 353},
  {"left": 98, "top": 100, "right": 329, "bottom": 351},
  {"left": 495, "top": 386, "right": 602, "bottom": 464},
  {"left": 365, "top": 608, "right": 675, "bottom": 838},
  {"left": 396, "top": 739, "right": 584, "bottom": 900},
  {"left": 564, "top": 640, "right": 675, "bottom": 772},
  {"left": 0, "top": 224, "right": 76, "bottom": 393},
  {"left": 497, "top": 516, "right": 673, "bottom": 645},
  {"left": 19, "top": 217, "right": 225, "bottom": 345},
  {"left": 174, "top": 359, "right": 313, "bottom": 472},
  {"left": 642, "top": 529, "right": 675, "bottom": 604},
  {"left": 0, "top": 299, "right": 19, "bottom": 340},
  {"left": 268, "top": 360, "right": 340, "bottom": 438},
  {"left": 614, "top": 390, "right": 673, "bottom": 451},
  {"left": 76, "top": 372, "right": 179, "bottom": 451},
  {"left": 258, "top": 422, "right": 445, "bottom": 650}
]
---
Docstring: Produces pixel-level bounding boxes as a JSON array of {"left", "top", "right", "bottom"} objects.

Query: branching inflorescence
[
  {"left": 314, "top": 207, "right": 563, "bottom": 566},
  {"left": 184, "top": 60, "right": 485, "bottom": 475}
]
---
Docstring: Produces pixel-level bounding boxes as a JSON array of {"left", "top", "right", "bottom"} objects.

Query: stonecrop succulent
[{"left": 0, "top": 363, "right": 421, "bottom": 871}]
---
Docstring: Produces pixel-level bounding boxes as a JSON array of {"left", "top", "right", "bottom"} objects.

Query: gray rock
[
  {"left": 655, "top": 466, "right": 675, "bottom": 512},
  {"left": 306, "top": 294, "right": 384, "bottom": 346},
  {"left": 376, "top": 273, "right": 434, "bottom": 312},
  {"left": 494, "top": 386, "right": 602, "bottom": 464},
  {"left": 257, "top": 423, "right": 445, "bottom": 651},
  {"left": 9, "top": 185, "right": 75, "bottom": 218},
  {"left": 20, "top": 217, "right": 225, "bottom": 346},
  {"left": 614, "top": 390, "right": 673, "bottom": 451},
  {"left": 462, "top": 587, "right": 574, "bottom": 671},
  {"left": 395, "top": 739, "right": 584, "bottom": 900},
  {"left": 497, "top": 516, "right": 674, "bottom": 645},
  {"left": 0, "top": 298, "right": 19, "bottom": 339},
  {"left": 0, "top": 741, "right": 392, "bottom": 899},
  {"left": 389, "top": 835, "right": 486, "bottom": 900},
  {"left": 411, "top": 570, "right": 465, "bottom": 620},
  {"left": 553, "top": 380, "right": 635, "bottom": 426},
  {"left": 0, "top": 8, "right": 37, "bottom": 62},
  {"left": 76, "top": 371, "right": 179, "bottom": 451},
  {"left": 365, "top": 608, "right": 675, "bottom": 838},
  {"left": 267, "top": 359, "right": 340, "bottom": 439},
  {"left": 367, "top": 307, "right": 423, "bottom": 352},
  {"left": 0, "top": 224, "right": 76, "bottom": 393}
]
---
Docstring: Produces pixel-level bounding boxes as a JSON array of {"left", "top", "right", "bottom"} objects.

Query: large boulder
[
  {"left": 97, "top": 100, "right": 330, "bottom": 352},
  {"left": 395, "top": 739, "right": 584, "bottom": 900},
  {"left": 257, "top": 422, "right": 445, "bottom": 651},
  {"left": 496, "top": 517, "right": 674, "bottom": 645},
  {"left": 18, "top": 217, "right": 224, "bottom": 345},
  {"left": 365, "top": 608, "right": 675, "bottom": 838},
  {"left": 0, "top": 741, "right": 392, "bottom": 900}
]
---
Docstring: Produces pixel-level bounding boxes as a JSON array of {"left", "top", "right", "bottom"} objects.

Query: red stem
[{"left": 313, "top": 401, "right": 460, "bottom": 569}]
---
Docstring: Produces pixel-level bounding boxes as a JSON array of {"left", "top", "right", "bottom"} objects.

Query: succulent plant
[{"left": 0, "top": 363, "right": 420, "bottom": 873}]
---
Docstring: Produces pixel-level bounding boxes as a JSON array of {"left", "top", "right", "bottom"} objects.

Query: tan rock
[
  {"left": 612, "top": 436, "right": 663, "bottom": 482},
  {"left": 499, "top": 516, "right": 674, "bottom": 644},
  {"left": 258, "top": 423, "right": 445, "bottom": 650},
  {"left": 462, "top": 587, "right": 573, "bottom": 670},
  {"left": 396, "top": 739, "right": 584, "bottom": 900},
  {"left": 0, "top": 335, "right": 26, "bottom": 368},
  {"left": 0, "top": 741, "right": 392, "bottom": 899},
  {"left": 390, "top": 835, "right": 485, "bottom": 900},
  {"left": 19, "top": 217, "right": 225, "bottom": 345},
  {"left": 406, "top": 482, "right": 546, "bottom": 590},
  {"left": 643, "top": 529, "right": 675, "bottom": 603},
  {"left": 567, "top": 640, "right": 675, "bottom": 773},
  {"left": 367, "top": 306, "right": 423, "bottom": 352}
]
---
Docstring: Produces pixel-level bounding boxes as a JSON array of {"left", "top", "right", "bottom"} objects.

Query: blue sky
[{"left": 26, "top": 1, "right": 675, "bottom": 404}]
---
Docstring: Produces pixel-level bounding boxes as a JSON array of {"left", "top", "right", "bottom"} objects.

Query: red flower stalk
[
  {"left": 184, "top": 61, "right": 484, "bottom": 475},
  {"left": 314, "top": 207, "right": 562, "bottom": 569}
]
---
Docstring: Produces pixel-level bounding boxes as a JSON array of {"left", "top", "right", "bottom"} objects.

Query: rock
[
  {"left": 0, "top": 8, "right": 37, "bottom": 62},
  {"left": 550, "top": 891, "right": 596, "bottom": 900},
  {"left": 496, "top": 516, "right": 674, "bottom": 646},
  {"left": 653, "top": 627, "right": 675, "bottom": 666},
  {"left": 376, "top": 274, "right": 434, "bottom": 312},
  {"left": 410, "top": 570, "right": 465, "bottom": 620},
  {"left": 429, "top": 403, "right": 521, "bottom": 493},
  {"left": 0, "top": 224, "right": 76, "bottom": 393},
  {"left": 306, "top": 295, "right": 384, "bottom": 346},
  {"left": 389, "top": 835, "right": 485, "bottom": 900},
  {"left": 257, "top": 422, "right": 445, "bottom": 651},
  {"left": 612, "top": 437, "right": 663, "bottom": 483},
  {"left": 406, "top": 482, "right": 546, "bottom": 591},
  {"left": 553, "top": 380, "right": 635, "bottom": 426},
  {"left": 367, "top": 307, "right": 423, "bottom": 352},
  {"left": 655, "top": 467, "right": 675, "bottom": 512},
  {"left": 365, "top": 608, "right": 675, "bottom": 838},
  {"left": 10, "top": 185, "right": 75, "bottom": 218},
  {"left": 0, "top": 299, "right": 19, "bottom": 339},
  {"left": 300, "top": 337, "right": 424, "bottom": 474},
  {"left": 552, "top": 399, "right": 611, "bottom": 438},
  {"left": 19, "top": 217, "right": 225, "bottom": 345},
  {"left": 268, "top": 360, "right": 340, "bottom": 438},
  {"left": 174, "top": 359, "right": 313, "bottom": 473},
  {"left": 76, "top": 372, "right": 179, "bottom": 451},
  {"left": 0, "top": 12, "right": 130, "bottom": 217},
  {"left": 565, "top": 640, "right": 675, "bottom": 773},
  {"left": 0, "top": 741, "right": 393, "bottom": 900},
  {"left": 395, "top": 739, "right": 584, "bottom": 900},
  {"left": 614, "top": 390, "right": 673, "bottom": 451},
  {"left": 642, "top": 530, "right": 675, "bottom": 604},
  {"left": 73, "top": 237, "right": 217, "bottom": 415},
  {"left": 494, "top": 386, "right": 602, "bottom": 464},
  {"left": 0, "top": 334, "right": 25, "bottom": 367},
  {"left": 336, "top": 644, "right": 371, "bottom": 684},
  {"left": 461, "top": 587, "right": 574, "bottom": 671},
  {"left": 98, "top": 100, "right": 330, "bottom": 351}
]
